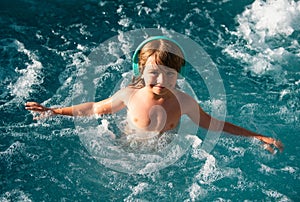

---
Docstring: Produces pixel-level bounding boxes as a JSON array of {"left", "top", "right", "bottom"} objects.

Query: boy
[{"left": 25, "top": 36, "right": 283, "bottom": 153}]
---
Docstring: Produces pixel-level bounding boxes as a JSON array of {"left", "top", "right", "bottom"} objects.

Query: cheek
[
  {"left": 169, "top": 76, "right": 178, "bottom": 85},
  {"left": 170, "top": 80, "right": 177, "bottom": 87},
  {"left": 143, "top": 75, "right": 156, "bottom": 84}
]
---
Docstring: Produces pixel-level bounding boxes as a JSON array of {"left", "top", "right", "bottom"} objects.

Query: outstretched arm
[
  {"left": 25, "top": 89, "right": 127, "bottom": 119},
  {"left": 185, "top": 97, "right": 283, "bottom": 153},
  {"left": 25, "top": 101, "right": 94, "bottom": 118},
  {"left": 222, "top": 118, "right": 283, "bottom": 153}
]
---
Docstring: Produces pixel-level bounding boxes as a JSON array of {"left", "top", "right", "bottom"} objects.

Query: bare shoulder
[
  {"left": 111, "top": 86, "right": 138, "bottom": 102},
  {"left": 174, "top": 89, "right": 195, "bottom": 102},
  {"left": 119, "top": 86, "right": 138, "bottom": 96},
  {"left": 173, "top": 89, "right": 199, "bottom": 113}
]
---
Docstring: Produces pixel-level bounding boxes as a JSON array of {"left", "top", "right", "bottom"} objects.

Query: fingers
[
  {"left": 262, "top": 139, "right": 284, "bottom": 154},
  {"left": 25, "top": 102, "right": 40, "bottom": 107},
  {"left": 263, "top": 144, "right": 275, "bottom": 154},
  {"left": 273, "top": 140, "right": 284, "bottom": 152},
  {"left": 25, "top": 102, "right": 42, "bottom": 108},
  {"left": 25, "top": 102, "right": 48, "bottom": 112},
  {"left": 25, "top": 102, "right": 38, "bottom": 110},
  {"left": 25, "top": 106, "right": 44, "bottom": 112}
]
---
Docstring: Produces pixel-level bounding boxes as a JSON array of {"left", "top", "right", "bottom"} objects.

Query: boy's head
[
  {"left": 131, "top": 37, "right": 185, "bottom": 87},
  {"left": 137, "top": 39, "right": 185, "bottom": 74}
]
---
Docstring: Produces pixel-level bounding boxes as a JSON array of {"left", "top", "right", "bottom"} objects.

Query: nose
[{"left": 157, "top": 72, "right": 167, "bottom": 84}]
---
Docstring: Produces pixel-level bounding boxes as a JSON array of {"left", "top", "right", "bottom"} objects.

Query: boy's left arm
[
  {"left": 222, "top": 120, "right": 284, "bottom": 153},
  {"left": 185, "top": 96, "right": 283, "bottom": 153}
]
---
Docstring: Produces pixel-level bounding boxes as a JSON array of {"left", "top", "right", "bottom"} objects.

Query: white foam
[
  {"left": 124, "top": 182, "right": 149, "bottom": 202},
  {"left": 186, "top": 135, "right": 202, "bottom": 148},
  {"left": 280, "top": 166, "right": 297, "bottom": 174},
  {"left": 116, "top": 5, "right": 132, "bottom": 28},
  {"left": 41, "top": 46, "right": 92, "bottom": 107},
  {"left": 236, "top": 0, "right": 300, "bottom": 41},
  {"left": 0, "top": 141, "right": 25, "bottom": 158},
  {"left": 258, "top": 163, "right": 276, "bottom": 175},
  {"left": 118, "top": 18, "right": 131, "bottom": 28},
  {"left": 193, "top": 152, "right": 242, "bottom": 186},
  {"left": 279, "top": 89, "right": 291, "bottom": 100},
  {"left": 70, "top": 23, "right": 92, "bottom": 37},
  {"left": 196, "top": 154, "right": 217, "bottom": 184},
  {"left": 224, "top": 0, "right": 300, "bottom": 77},
  {"left": 200, "top": 99, "right": 226, "bottom": 120},
  {"left": 187, "top": 183, "right": 207, "bottom": 201},
  {"left": 263, "top": 189, "right": 291, "bottom": 201},
  {"left": 152, "top": 0, "right": 168, "bottom": 13},
  {"left": 131, "top": 182, "right": 149, "bottom": 195},
  {"left": 7, "top": 40, "right": 43, "bottom": 100},
  {"left": 117, "top": 31, "right": 134, "bottom": 60},
  {"left": 136, "top": 4, "right": 152, "bottom": 16},
  {"left": 276, "top": 105, "right": 298, "bottom": 124},
  {"left": 0, "top": 141, "right": 25, "bottom": 170},
  {"left": 0, "top": 189, "right": 32, "bottom": 202}
]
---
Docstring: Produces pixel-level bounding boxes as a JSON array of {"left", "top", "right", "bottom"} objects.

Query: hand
[
  {"left": 258, "top": 136, "right": 284, "bottom": 154},
  {"left": 25, "top": 102, "right": 54, "bottom": 120}
]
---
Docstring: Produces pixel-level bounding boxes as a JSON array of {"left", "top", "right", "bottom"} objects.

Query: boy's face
[{"left": 142, "top": 55, "right": 178, "bottom": 96}]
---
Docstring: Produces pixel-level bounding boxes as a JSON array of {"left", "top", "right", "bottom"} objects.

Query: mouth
[
  {"left": 150, "top": 84, "right": 165, "bottom": 89},
  {"left": 155, "top": 86, "right": 165, "bottom": 90}
]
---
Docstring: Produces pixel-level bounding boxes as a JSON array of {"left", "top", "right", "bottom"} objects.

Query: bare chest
[{"left": 127, "top": 97, "right": 181, "bottom": 132}]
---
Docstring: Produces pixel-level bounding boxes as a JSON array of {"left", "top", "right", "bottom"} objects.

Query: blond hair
[{"left": 130, "top": 39, "right": 185, "bottom": 88}]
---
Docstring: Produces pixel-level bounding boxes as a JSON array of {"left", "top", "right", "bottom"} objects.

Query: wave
[
  {"left": 223, "top": 0, "right": 300, "bottom": 78},
  {"left": 0, "top": 38, "right": 43, "bottom": 109}
]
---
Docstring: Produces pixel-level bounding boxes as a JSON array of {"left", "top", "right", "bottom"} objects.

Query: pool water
[{"left": 1, "top": 0, "right": 299, "bottom": 201}]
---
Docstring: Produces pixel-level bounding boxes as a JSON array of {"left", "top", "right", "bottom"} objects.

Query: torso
[{"left": 124, "top": 87, "right": 183, "bottom": 133}]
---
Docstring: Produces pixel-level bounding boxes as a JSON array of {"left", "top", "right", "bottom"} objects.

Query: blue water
[{"left": 1, "top": 0, "right": 299, "bottom": 201}]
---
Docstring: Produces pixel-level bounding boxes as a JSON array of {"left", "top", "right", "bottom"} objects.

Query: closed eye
[
  {"left": 167, "top": 71, "right": 176, "bottom": 76},
  {"left": 149, "top": 71, "right": 159, "bottom": 75}
]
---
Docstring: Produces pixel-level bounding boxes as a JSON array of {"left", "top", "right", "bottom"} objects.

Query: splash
[
  {"left": 238, "top": 0, "right": 299, "bottom": 39},
  {"left": 9, "top": 40, "right": 43, "bottom": 98},
  {"left": 0, "top": 39, "right": 44, "bottom": 109},
  {"left": 224, "top": 0, "right": 300, "bottom": 77}
]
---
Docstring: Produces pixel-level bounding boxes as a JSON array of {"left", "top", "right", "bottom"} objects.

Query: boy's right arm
[
  {"left": 25, "top": 101, "right": 97, "bottom": 119},
  {"left": 25, "top": 88, "right": 129, "bottom": 119}
]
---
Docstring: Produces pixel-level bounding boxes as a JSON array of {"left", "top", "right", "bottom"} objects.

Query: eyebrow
[{"left": 146, "top": 65, "right": 177, "bottom": 73}]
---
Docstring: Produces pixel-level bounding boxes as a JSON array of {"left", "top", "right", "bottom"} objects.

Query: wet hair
[{"left": 130, "top": 39, "right": 185, "bottom": 88}]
